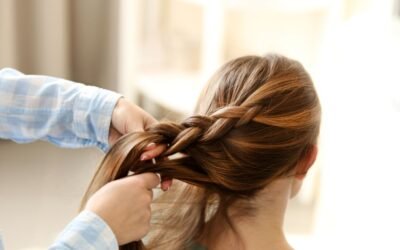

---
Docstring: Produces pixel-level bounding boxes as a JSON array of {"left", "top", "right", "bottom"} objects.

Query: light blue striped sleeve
[
  {"left": 0, "top": 68, "right": 121, "bottom": 152},
  {"left": 49, "top": 211, "right": 118, "bottom": 250},
  {"left": 0, "top": 234, "right": 4, "bottom": 250}
]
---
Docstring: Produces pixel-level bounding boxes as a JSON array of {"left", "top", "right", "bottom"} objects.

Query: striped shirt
[
  {"left": 0, "top": 68, "right": 119, "bottom": 249},
  {"left": 49, "top": 211, "right": 118, "bottom": 250}
]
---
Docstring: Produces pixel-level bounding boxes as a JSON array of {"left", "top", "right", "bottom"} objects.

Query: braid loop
[
  {"left": 167, "top": 127, "right": 202, "bottom": 154},
  {"left": 211, "top": 105, "right": 264, "bottom": 127}
]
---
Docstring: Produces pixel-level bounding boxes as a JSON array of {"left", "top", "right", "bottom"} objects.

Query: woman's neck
[{"left": 201, "top": 178, "right": 294, "bottom": 250}]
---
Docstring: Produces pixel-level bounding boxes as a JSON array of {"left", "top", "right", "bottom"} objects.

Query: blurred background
[{"left": 0, "top": 0, "right": 400, "bottom": 249}]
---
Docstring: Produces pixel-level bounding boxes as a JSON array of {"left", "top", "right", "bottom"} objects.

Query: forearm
[{"left": 0, "top": 68, "right": 121, "bottom": 151}]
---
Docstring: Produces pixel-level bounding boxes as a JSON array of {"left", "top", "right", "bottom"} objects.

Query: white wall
[{"left": 314, "top": 0, "right": 400, "bottom": 248}]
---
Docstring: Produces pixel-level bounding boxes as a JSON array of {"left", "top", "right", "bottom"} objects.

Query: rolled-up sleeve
[
  {"left": 0, "top": 68, "right": 121, "bottom": 151},
  {"left": 49, "top": 211, "right": 118, "bottom": 250}
]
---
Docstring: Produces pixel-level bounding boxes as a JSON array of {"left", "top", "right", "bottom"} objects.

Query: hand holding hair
[
  {"left": 84, "top": 172, "right": 161, "bottom": 245},
  {"left": 109, "top": 97, "right": 158, "bottom": 146},
  {"left": 109, "top": 97, "right": 172, "bottom": 191}
]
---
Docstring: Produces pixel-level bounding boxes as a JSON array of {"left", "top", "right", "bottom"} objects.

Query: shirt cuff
[
  {"left": 49, "top": 210, "right": 118, "bottom": 250},
  {"left": 72, "top": 85, "right": 122, "bottom": 152}
]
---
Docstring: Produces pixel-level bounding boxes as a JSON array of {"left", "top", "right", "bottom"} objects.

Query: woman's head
[
  {"left": 82, "top": 54, "right": 321, "bottom": 250},
  {"left": 190, "top": 54, "right": 320, "bottom": 195}
]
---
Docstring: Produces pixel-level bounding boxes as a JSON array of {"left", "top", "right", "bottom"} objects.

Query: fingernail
[
  {"left": 161, "top": 181, "right": 170, "bottom": 191},
  {"left": 145, "top": 143, "right": 156, "bottom": 150},
  {"left": 140, "top": 154, "right": 149, "bottom": 161}
]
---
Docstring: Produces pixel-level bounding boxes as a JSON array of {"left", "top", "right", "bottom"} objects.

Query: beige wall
[{"left": 0, "top": 141, "right": 103, "bottom": 250}]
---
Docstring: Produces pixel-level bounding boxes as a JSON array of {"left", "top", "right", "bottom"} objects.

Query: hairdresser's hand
[
  {"left": 85, "top": 173, "right": 160, "bottom": 245},
  {"left": 109, "top": 98, "right": 172, "bottom": 191},
  {"left": 109, "top": 97, "right": 157, "bottom": 145}
]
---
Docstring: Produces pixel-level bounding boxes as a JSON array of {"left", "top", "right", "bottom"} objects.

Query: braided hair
[{"left": 81, "top": 54, "right": 321, "bottom": 250}]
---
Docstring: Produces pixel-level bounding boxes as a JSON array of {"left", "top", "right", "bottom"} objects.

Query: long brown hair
[{"left": 81, "top": 54, "right": 321, "bottom": 250}]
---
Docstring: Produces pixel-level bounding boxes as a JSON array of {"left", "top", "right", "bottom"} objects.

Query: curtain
[{"left": 0, "top": 0, "right": 119, "bottom": 90}]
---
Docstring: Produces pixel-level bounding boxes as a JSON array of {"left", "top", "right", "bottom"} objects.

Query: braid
[
  {"left": 211, "top": 105, "right": 264, "bottom": 127},
  {"left": 163, "top": 104, "right": 266, "bottom": 146}
]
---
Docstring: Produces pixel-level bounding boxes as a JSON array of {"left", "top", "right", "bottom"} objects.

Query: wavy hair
[{"left": 81, "top": 54, "right": 321, "bottom": 250}]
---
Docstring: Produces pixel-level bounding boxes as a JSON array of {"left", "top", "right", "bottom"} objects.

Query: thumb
[{"left": 133, "top": 172, "right": 161, "bottom": 190}]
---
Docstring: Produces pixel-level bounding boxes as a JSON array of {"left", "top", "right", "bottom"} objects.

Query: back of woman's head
[{"left": 82, "top": 54, "right": 321, "bottom": 250}]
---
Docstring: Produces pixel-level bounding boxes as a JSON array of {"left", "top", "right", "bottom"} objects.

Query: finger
[
  {"left": 161, "top": 177, "right": 173, "bottom": 191},
  {"left": 136, "top": 172, "right": 161, "bottom": 189},
  {"left": 144, "top": 142, "right": 156, "bottom": 150},
  {"left": 140, "top": 144, "right": 167, "bottom": 161}
]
